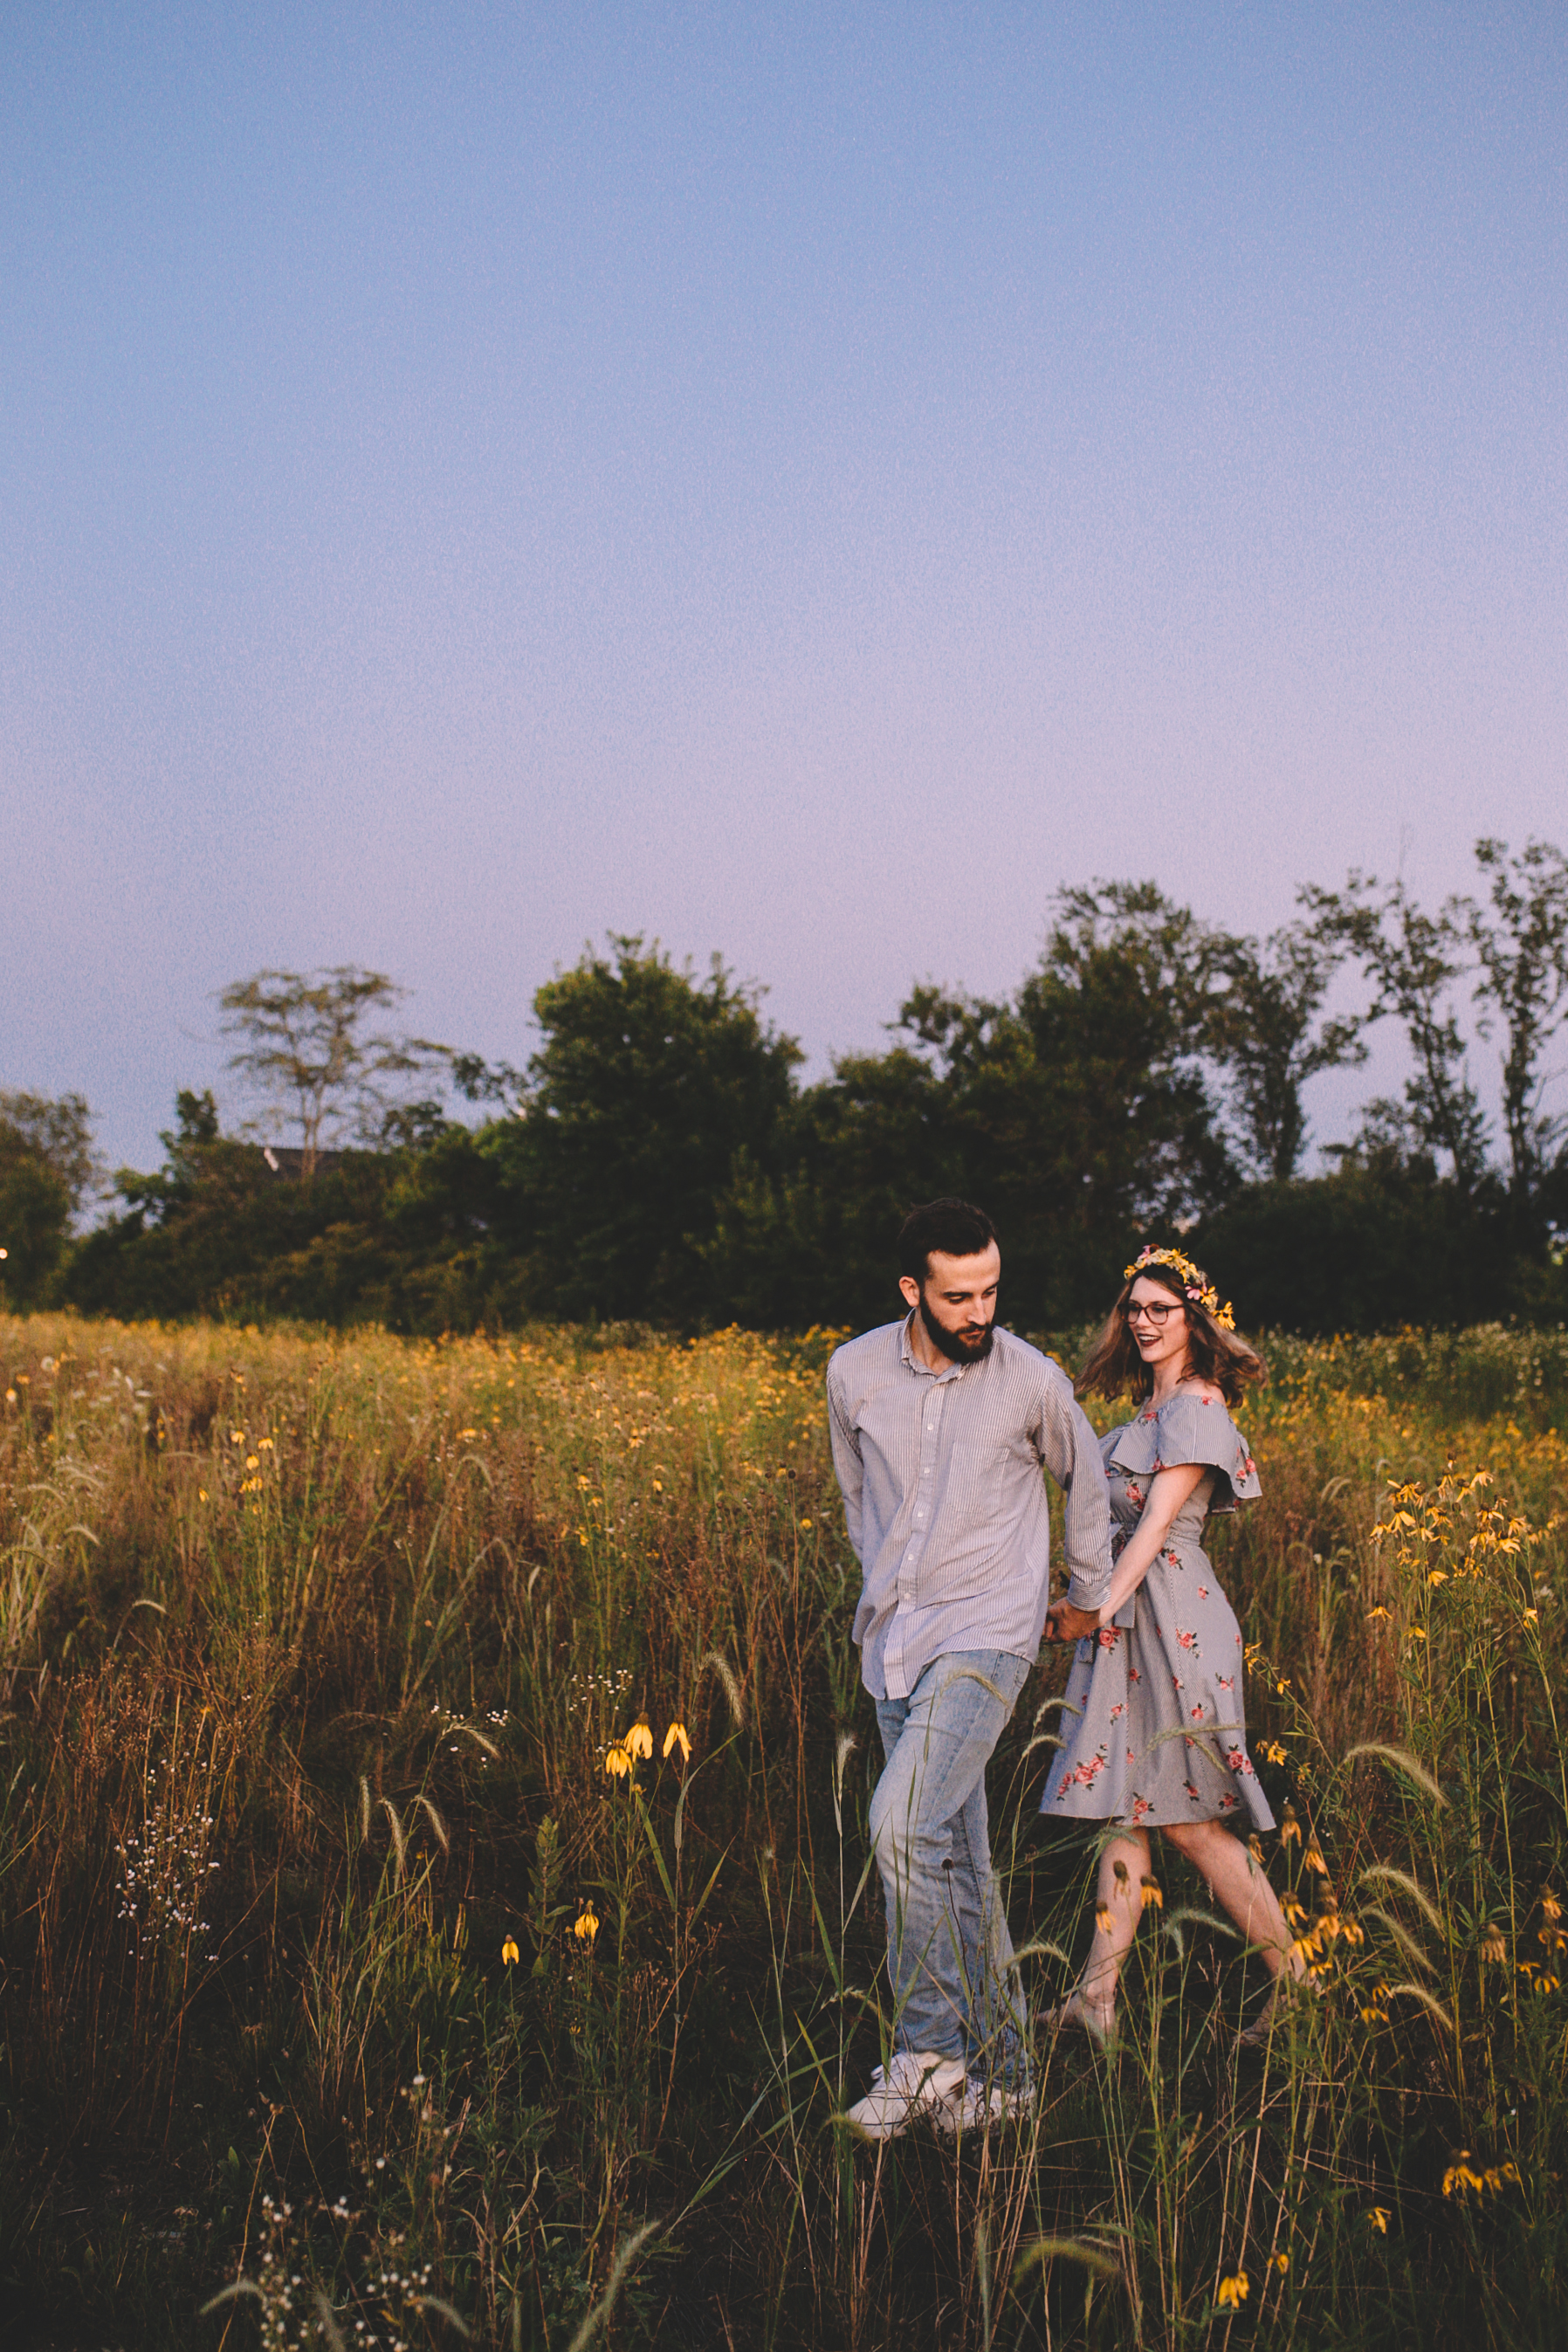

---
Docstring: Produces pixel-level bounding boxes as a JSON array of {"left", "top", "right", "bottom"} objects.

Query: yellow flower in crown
[{"left": 1124, "top": 1244, "right": 1236, "bottom": 1331}]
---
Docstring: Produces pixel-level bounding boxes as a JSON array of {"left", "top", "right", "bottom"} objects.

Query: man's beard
[{"left": 919, "top": 1292, "right": 995, "bottom": 1365}]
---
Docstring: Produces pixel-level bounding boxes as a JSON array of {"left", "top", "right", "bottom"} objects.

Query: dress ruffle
[{"left": 1105, "top": 1390, "right": 1260, "bottom": 1515}]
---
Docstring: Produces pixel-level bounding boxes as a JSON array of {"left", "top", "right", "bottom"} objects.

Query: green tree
[
  {"left": 1207, "top": 922, "right": 1368, "bottom": 1181},
  {"left": 509, "top": 936, "right": 803, "bottom": 1321},
  {"left": 0, "top": 1090, "right": 100, "bottom": 1308},
  {"left": 1303, "top": 872, "right": 1490, "bottom": 1195},
  {"left": 1456, "top": 837, "right": 1568, "bottom": 1213}
]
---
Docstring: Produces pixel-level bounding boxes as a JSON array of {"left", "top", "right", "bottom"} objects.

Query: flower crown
[{"left": 1124, "top": 1244, "right": 1236, "bottom": 1331}]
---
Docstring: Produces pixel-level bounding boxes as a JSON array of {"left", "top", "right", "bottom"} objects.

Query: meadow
[{"left": 1, "top": 1310, "right": 1565, "bottom": 2351}]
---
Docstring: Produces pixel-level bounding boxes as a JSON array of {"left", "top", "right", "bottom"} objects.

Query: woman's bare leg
[
  {"left": 1069, "top": 1828, "right": 1152, "bottom": 2027},
  {"left": 1159, "top": 1819, "right": 1305, "bottom": 1982}
]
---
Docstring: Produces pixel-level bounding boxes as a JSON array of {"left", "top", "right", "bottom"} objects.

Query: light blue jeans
[{"left": 870, "top": 1649, "right": 1032, "bottom": 2087}]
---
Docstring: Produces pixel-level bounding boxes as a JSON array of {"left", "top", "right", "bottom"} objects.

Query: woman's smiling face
[{"left": 1125, "top": 1276, "right": 1192, "bottom": 1380}]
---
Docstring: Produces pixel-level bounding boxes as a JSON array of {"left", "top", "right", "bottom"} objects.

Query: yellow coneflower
[
  {"left": 1367, "top": 2207, "right": 1390, "bottom": 2233},
  {"left": 1216, "top": 2273, "right": 1249, "bottom": 2308},
  {"left": 604, "top": 1744, "right": 632, "bottom": 1779},
  {"left": 625, "top": 1721, "right": 654, "bottom": 1761},
  {"left": 1480, "top": 1922, "right": 1508, "bottom": 1963},
  {"left": 1542, "top": 1892, "right": 1563, "bottom": 1924},
  {"left": 501, "top": 1936, "right": 520, "bottom": 1966},
  {"left": 663, "top": 1721, "right": 691, "bottom": 1762},
  {"left": 1140, "top": 1876, "right": 1163, "bottom": 1911},
  {"left": 1269, "top": 2251, "right": 1289, "bottom": 2274},
  {"left": 1096, "top": 1902, "right": 1114, "bottom": 1935},
  {"left": 1279, "top": 1802, "right": 1301, "bottom": 1847},
  {"left": 573, "top": 1902, "right": 600, "bottom": 1947}
]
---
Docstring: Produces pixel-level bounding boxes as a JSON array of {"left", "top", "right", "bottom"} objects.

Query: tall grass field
[{"left": 3, "top": 1311, "right": 1566, "bottom": 2349}]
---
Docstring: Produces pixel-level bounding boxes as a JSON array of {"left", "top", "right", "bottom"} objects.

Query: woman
[{"left": 1040, "top": 1244, "right": 1301, "bottom": 2039}]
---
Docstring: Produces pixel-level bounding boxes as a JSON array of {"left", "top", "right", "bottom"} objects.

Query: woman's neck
[{"left": 1148, "top": 1355, "right": 1193, "bottom": 1406}]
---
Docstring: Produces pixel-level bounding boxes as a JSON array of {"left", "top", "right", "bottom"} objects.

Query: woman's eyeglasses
[{"left": 1123, "top": 1298, "right": 1184, "bottom": 1327}]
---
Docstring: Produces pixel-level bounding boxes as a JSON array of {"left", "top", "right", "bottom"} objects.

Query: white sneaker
[
  {"left": 843, "top": 2051, "right": 966, "bottom": 2140},
  {"left": 936, "top": 2075, "right": 1035, "bottom": 2135}
]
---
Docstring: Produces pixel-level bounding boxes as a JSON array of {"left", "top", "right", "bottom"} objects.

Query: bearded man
[{"left": 826, "top": 1197, "right": 1112, "bottom": 2136}]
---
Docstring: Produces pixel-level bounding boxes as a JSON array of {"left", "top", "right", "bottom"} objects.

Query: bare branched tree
[{"left": 217, "top": 968, "right": 449, "bottom": 1177}]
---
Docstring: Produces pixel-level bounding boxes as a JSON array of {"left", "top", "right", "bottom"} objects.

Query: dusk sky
[{"left": 5, "top": 4, "right": 1565, "bottom": 1179}]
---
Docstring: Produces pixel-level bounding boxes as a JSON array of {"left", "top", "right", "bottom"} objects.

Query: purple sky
[{"left": 4, "top": 4, "right": 1565, "bottom": 1179}]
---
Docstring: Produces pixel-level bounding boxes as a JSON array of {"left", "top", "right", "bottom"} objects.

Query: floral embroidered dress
[{"left": 1042, "top": 1389, "right": 1273, "bottom": 1833}]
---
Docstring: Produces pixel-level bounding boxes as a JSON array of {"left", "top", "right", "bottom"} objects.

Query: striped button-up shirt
[{"left": 827, "top": 1316, "right": 1114, "bottom": 1702}]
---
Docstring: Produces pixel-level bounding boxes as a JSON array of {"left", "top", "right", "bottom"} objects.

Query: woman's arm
[{"left": 1046, "top": 1461, "right": 1207, "bottom": 1640}]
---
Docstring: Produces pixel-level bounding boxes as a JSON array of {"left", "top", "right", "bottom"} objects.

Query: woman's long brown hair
[{"left": 1076, "top": 1263, "right": 1267, "bottom": 1407}]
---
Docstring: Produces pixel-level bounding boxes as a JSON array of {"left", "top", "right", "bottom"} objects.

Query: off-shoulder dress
[{"left": 1041, "top": 1388, "right": 1273, "bottom": 1833}]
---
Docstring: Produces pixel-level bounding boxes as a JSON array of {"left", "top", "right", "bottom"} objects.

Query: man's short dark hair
[{"left": 897, "top": 1198, "right": 998, "bottom": 1285}]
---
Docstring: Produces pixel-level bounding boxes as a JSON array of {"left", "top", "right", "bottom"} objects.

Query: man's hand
[{"left": 1045, "top": 1599, "right": 1101, "bottom": 1645}]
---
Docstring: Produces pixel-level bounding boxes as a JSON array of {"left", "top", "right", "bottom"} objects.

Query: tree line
[{"left": 4, "top": 838, "right": 1567, "bottom": 1337}]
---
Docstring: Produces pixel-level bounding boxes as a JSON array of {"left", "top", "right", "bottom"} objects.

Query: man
[{"left": 827, "top": 1197, "right": 1112, "bottom": 2137}]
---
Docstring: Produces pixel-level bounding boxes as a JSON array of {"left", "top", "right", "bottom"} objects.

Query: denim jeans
[{"left": 870, "top": 1649, "right": 1032, "bottom": 2085}]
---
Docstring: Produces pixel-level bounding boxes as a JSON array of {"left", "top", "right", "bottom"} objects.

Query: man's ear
[{"left": 898, "top": 1274, "right": 922, "bottom": 1311}]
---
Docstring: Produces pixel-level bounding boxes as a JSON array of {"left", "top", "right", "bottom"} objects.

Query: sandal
[{"left": 1039, "top": 1992, "right": 1116, "bottom": 2047}]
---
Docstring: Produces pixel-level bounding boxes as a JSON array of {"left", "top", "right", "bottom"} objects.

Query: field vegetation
[{"left": 1, "top": 1309, "right": 1565, "bottom": 2349}]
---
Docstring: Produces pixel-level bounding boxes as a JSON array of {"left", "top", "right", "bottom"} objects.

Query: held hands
[{"left": 1045, "top": 1599, "right": 1102, "bottom": 1645}]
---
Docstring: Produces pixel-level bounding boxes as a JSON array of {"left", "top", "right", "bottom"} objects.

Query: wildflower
[
  {"left": 1269, "top": 2252, "right": 1289, "bottom": 2274},
  {"left": 1262, "top": 1741, "right": 1288, "bottom": 1765},
  {"left": 1248, "top": 1834, "right": 1265, "bottom": 1866},
  {"left": 1543, "top": 1893, "right": 1563, "bottom": 1923},
  {"left": 1279, "top": 1802, "right": 1301, "bottom": 1847},
  {"left": 1216, "top": 2273, "right": 1248, "bottom": 2308},
  {"left": 1096, "top": 1903, "right": 1114, "bottom": 1935},
  {"left": 1480, "top": 1922, "right": 1508, "bottom": 1964},
  {"left": 1140, "top": 1875, "right": 1163, "bottom": 1911},
  {"left": 1303, "top": 1833, "right": 1329, "bottom": 1875},
  {"left": 799, "top": 1518, "right": 812, "bottom": 1530},
  {"left": 663, "top": 1721, "right": 691, "bottom": 1762},
  {"left": 1282, "top": 1893, "right": 1308, "bottom": 1927},
  {"left": 501, "top": 1936, "right": 520, "bottom": 1966},
  {"left": 603, "top": 1744, "right": 632, "bottom": 1779},
  {"left": 624, "top": 1721, "right": 654, "bottom": 1761},
  {"left": 1442, "top": 2154, "right": 1486, "bottom": 2197},
  {"left": 1365, "top": 1605, "right": 1392, "bottom": 1622},
  {"left": 574, "top": 1902, "right": 600, "bottom": 1947},
  {"left": 1367, "top": 2208, "right": 1390, "bottom": 2234},
  {"left": 1112, "top": 1858, "right": 1130, "bottom": 1892}
]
